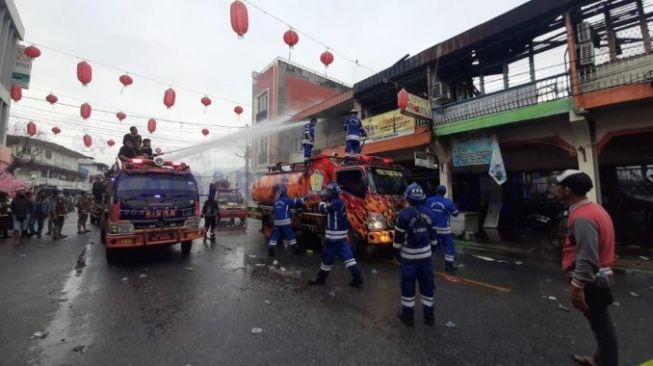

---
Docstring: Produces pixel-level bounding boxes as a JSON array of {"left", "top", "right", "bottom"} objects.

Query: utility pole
[{"left": 244, "top": 124, "right": 251, "bottom": 205}]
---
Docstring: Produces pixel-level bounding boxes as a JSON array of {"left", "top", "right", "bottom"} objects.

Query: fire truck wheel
[
  {"left": 105, "top": 248, "right": 118, "bottom": 264},
  {"left": 350, "top": 234, "right": 367, "bottom": 261},
  {"left": 181, "top": 241, "right": 192, "bottom": 256}
]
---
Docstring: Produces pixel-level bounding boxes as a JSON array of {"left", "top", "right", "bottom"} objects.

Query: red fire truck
[
  {"left": 100, "top": 157, "right": 204, "bottom": 262},
  {"left": 251, "top": 154, "right": 408, "bottom": 258},
  {"left": 208, "top": 180, "right": 247, "bottom": 225}
]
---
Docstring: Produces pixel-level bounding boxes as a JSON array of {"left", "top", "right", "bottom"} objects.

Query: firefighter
[
  {"left": 302, "top": 117, "right": 317, "bottom": 164},
  {"left": 308, "top": 183, "right": 363, "bottom": 288},
  {"left": 268, "top": 185, "right": 303, "bottom": 257},
  {"left": 426, "top": 185, "right": 459, "bottom": 272},
  {"left": 394, "top": 183, "right": 438, "bottom": 327},
  {"left": 343, "top": 109, "right": 366, "bottom": 157},
  {"left": 201, "top": 195, "right": 220, "bottom": 242}
]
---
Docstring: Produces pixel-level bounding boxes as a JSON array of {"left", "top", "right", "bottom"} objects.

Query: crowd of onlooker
[{"left": 0, "top": 188, "right": 94, "bottom": 246}]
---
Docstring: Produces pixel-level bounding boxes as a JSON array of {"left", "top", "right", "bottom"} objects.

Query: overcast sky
[{"left": 11, "top": 0, "right": 528, "bottom": 172}]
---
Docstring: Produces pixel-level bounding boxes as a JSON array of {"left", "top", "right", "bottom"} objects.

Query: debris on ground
[
  {"left": 19, "top": 254, "right": 27, "bottom": 257},
  {"left": 546, "top": 296, "right": 557, "bottom": 301},
  {"left": 457, "top": 264, "right": 465, "bottom": 269},
  {"left": 638, "top": 256, "right": 649, "bottom": 261},
  {"left": 295, "top": 270, "right": 302, "bottom": 277},
  {"left": 445, "top": 321, "right": 456, "bottom": 328},
  {"left": 30, "top": 331, "right": 49, "bottom": 339},
  {"left": 472, "top": 255, "right": 496, "bottom": 262},
  {"left": 630, "top": 291, "right": 640, "bottom": 298},
  {"left": 371, "top": 269, "right": 379, "bottom": 275},
  {"left": 328, "top": 290, "right": 336, "bottom": 298},
  {"left": 613, "top": 301, "right": 620, "bottom": 307},
  {"left": 496, "top": 260, "right": 509, "bottom": 263},
  {"left": 280, "top": 267, "right": 286, "bottom": 272},
  {"left": 139, "top": 274, "right": 147, "bottom": 279},
  {"left": 254, "top": 263, "right": 266, "bottom": 267},
  {"left": 72, "top": 345, "right": 86, "bottom": 353},
  {"left": 514, "top": 261, "right": 523, "bottom": 265},
  {"left": 247, "top": 254, "right": 257, "bottom": 259},
  {"left": 184, "top": 267, "right": 194, "bottom": 271},
  {"left": 272, "top": 260, "right": 279, "bottom": 266},
  {"left": 57, "top": 296, "right": 67, "bottom": 302},
  {"left": 251, "top": 328, "right": 263, "bottom": 334},
  {"left": 120, "top": 277, "right": 128, "bottom": 283},
  {"left": 264, "top": 300, "right": 271, "bottom": 305},
  {"left": 557, "top": 303, "right": 571, "bottom": 312},
  {"left": 305, "top": 249, "right": 314, "bottom": 256}
]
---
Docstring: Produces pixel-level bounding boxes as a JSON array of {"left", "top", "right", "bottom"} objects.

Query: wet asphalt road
[{"left": 0, "top": 219, "right": 652, "bottom": 366}]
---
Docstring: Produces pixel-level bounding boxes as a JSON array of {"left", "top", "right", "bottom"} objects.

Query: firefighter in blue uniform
[
  {"left": 308, "top": 183, "right": 364, "bottom": 287},
  {"left": 268, "top": 185, "right": 304, "bottom": 257},
  {"left": 302, "top": 117, "right": 317, "bottom": 164},
  {"left": 426, "top": 185, "right": 460, "bottom": 272},
  {"left": 394, "top": 183, "right": 438, "bottom": 326},
  {"left": 343, "top": 109, "right": 366, "bottom": 157}
]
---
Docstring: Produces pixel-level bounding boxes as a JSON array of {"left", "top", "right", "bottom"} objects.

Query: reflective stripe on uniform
[
  {"left": 274, "top": 219, "right": 291, "bottom": 226},
  {"left": 401, "top": 296, "right": 415, "bottom": 308},
  {"left": 444, "top": 254, "right": 455, "bottom": 262},
  {"left": 394, "top": 226, "right": 406, "bottom": 233},
  {"left": 302, "top": 140, "right": 313, "bottom": 145},
  {"left": 393, "top": 242, "right": 402, "bottom": 249},
  {"left": 346, "top": 135, "right": 360, "bottom": 141},
  {"left": 268, "top": 241, "right": 277, "bottom": 247},
  {"left": 401, "top": 246, "right": 431, "bottom": 254},
  {"left": 401, "top": 251, "right": 432, "bottom": 260},
  {"left": 320, "top": 263, "right": 333, "bottom": 271},
  {"left": 435, "top": 226, "right": 452, "bottom": 234},
  {"left": 288, "top": 239, "right": 297, "bottom": 246},
  {"left": 326, "top": 234, "right": 348, "bottom": 240},
  {"left": 344, "top": 258, "right": 357, "bottom": 268},
  {"left": 421, "top": 295, "right": 434, "bottom": 307},
  {"left": 325, "top": 230, "right": 348, "bottom": 236}
]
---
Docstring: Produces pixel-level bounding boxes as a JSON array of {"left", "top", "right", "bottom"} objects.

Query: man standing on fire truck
[
  {"left": 302, "top": 118, "right": 317, "bottom": 164},
  {"left": 268, "top": 185, "right": 303, "bottom": 257},
  {"left": 344, "top": 109, "right": 366, "bottom": 157},
  {"left": 550, "top": 170, "right": 618, "bottom": 366},
  {"left": 394, "top": 183, "right": 438, "bottom": 327},
  {"left": 308, "top": 183, "right": 363, "bottom": 287},
  {"left": 426, "top": 185, "right": 459, "bottom": 272}
]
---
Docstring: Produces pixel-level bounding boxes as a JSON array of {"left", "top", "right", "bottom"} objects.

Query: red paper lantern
[
  {"left": 116, "top": 112, "right": 127, "bottom": 121},
  {"left": 163, "top": 88, "right": 176, "bottom": 109},
  {"left": 107, "top": 139, "right": 115, "bottom": 147},
  {"left": 234, "top": 105, "right": 243, "bottom": 115},
  {"left": 119, "top": 74, "right": 133, "bottom": 92},
  {"left": 51, "top": 127, "right": 61, "bottom": 135},
  {"left": 201, "top": 96, "right": 212, "bottom": 108},
  {"left": 397, "top": 88, "right": 409, "bottom": 110},
  {"left": 45, "top": 93, "right": 58, "bottom": 105},
  {"left": 230, "top": 0, "right": 249, "bottom": 38},
  {"left": 83, "top": 134, "right": 92, "bottom": 147},
  {"left": 10, "top": 84, "right": 21, "bottom": 102},
  {"left": 80, "top": 103, "right": 92, "bottom": 119},
  {"left": 24, "top": 45, "right": 41, "bottom": 58},
  {"left": 283, "top": 29, "right": 299, "bottom": 48},
  {"left": 320, "top": 51, "right": 334, "bottom": 67},
  {"left": 77, "top": 61, "right": 93, "bottom": 86},
  {"left": 202, "top": 128, "right": 209, "bottom": 136},
  {"left": 26, "top": 121, "right": 37, "bottom": 136},
  {"left": 147, "top": 118, "right": 157, "bottom": 133}
]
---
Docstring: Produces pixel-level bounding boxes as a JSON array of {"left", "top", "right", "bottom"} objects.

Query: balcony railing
[
  {"left": 432, "top": 73, "right": 570, "bottom": 126},
  {"left": 579, "top": 52, "right": 653, "bottom": 93}
]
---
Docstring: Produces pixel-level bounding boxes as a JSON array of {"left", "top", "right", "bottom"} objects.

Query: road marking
[{"left": 435, "top": 272, "right": 512, "bottom": 293}]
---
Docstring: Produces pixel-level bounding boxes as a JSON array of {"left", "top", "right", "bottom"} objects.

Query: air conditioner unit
[
  {"left": 577, "top": 21, "right": 593, "bottom": 44},
  {"left": 579, "top": 43, "right": 595, "bottom": 66},
  {"left": 431, "top": 82, "right": 451, "bottom": 101}
]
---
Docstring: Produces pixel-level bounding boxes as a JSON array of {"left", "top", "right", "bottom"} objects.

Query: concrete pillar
[
  {"left": 570, "top": 117, "right": 601, "bottom": 203},
  {"left": 433, "top": 137, "right": 453, "bottom": 196}
]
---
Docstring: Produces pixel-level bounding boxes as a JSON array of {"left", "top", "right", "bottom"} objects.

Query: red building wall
[{"left": 284, "top": 75, "right": 342, "bottom": 115}]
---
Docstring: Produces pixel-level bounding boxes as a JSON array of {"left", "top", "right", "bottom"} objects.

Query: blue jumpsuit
[
  {"left": 394, "top": 204, "right": 438, "bottom": 319},
  {"left": 302, "top": 122, "right": 315, "bottom": 161},
  {"left": 343, "top": 115, "right": 364, "bottom": 156},
  {"left": 314, "top": 197, "right": 361, "bottom": 282},
  {"left": 268, "top": 195, "right": 303, "bottom": 251},
  {"left": 426, "top": 194, "right": 459, "bottom": 265}
]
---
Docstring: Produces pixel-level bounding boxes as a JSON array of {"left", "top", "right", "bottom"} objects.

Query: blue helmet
[
  {"left": 326, "top": 182, "right": 342, "bottom": 195},
  {"left": 276, "top": 185, "right": 287, "bottom": 196},
  {"left": 404, "top": 183, "right": 426, "bottom": 202},
  {"left": 436, "top": 185, "right": 447, "bottom": 195}
]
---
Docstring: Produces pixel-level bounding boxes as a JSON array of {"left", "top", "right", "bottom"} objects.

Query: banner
[
  {"left": 451, "top": 133, "right": 493, "bottom": 167},
  {"left": 488, "top": 136, "right": 507, "bottom": 185},
  {"left": 401, "top": 92, "right": 432, "bottom": 120},
  {"left": 12, "top": 46, "right": 32, "bottom": 89},
  {"left": 363, "top": 109, "right": 415, "bottom": 142}
]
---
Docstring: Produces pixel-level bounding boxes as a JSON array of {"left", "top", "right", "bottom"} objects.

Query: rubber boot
[
  {"left": 349, "top": 269, "right": 363, "bottom": 288},
  {"left": 268, "top": 247, "right": 275, "bottom": 257},
  {"left": 398, "top": 307, "right": 415, "bottom": 327},
  {"left": 424, "top": 306, "right": 435, "bottom": 326},
  {"left": 308, "top": 270, "right": 328, "bottom": 285},
  {"left": 445, "top": 262, "right": 457, "bottom": 273}
]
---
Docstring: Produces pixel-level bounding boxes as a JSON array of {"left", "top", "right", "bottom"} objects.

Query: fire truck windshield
[
  {"left": 217, "top": 192, "right": 243, "bottom": 204},
  {"left": 117, "top": 174, "right": 198, "bottom": 203},
  {"left": 369, "top": 167, "right": 408, "bottom": 195}
]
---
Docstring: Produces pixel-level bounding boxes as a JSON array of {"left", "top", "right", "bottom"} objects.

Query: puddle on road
[{"left": 29, "top": 243, "right": 94, "bottom": 366}]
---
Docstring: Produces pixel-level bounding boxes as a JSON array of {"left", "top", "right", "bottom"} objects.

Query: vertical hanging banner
[
  {"left": 12, "top": 46, "right": 32, "bottom": 89},
  {"left": 488, "top": 135, "right": 507, "bottom": 185}
]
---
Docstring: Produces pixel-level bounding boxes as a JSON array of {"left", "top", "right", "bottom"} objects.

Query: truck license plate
[{"left": 120, "top": 239, "right": 132, "bottom": 244}]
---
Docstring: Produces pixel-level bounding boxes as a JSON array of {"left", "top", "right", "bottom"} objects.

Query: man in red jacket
[{"left": 551, "top": 170, "right": 618, "bottom": 366}]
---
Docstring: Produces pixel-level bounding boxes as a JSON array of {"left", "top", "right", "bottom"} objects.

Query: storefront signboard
[{"left": 363, "top": 109, "right": 415, "bottom": 142}]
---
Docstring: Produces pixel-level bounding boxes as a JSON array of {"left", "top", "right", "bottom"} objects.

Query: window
[
  {"left": 369, "top": 167, "right": 407, "bottom": 195},
  {"left": 256, "top": 91, "right": 269, "bottom": 122},
  {"left": 336, "top": 169, "right": 367, "bottom": 198},
  {"left": 257, "top": 137, "right": 268, "bottom": 165},
  {"left": 45, "top": 150, "right": 52, "bottom": 159}
]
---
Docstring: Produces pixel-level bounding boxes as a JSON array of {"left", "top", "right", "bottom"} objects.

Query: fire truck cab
[
  {"left": 100, "top": 157, "right": 204, "bottom": 262},
  {"left": 252, "top": 154, "right": 408, "bottom": 259},
  {"left": 207, "top": 180, "right": 247, "bottom": 225}
]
